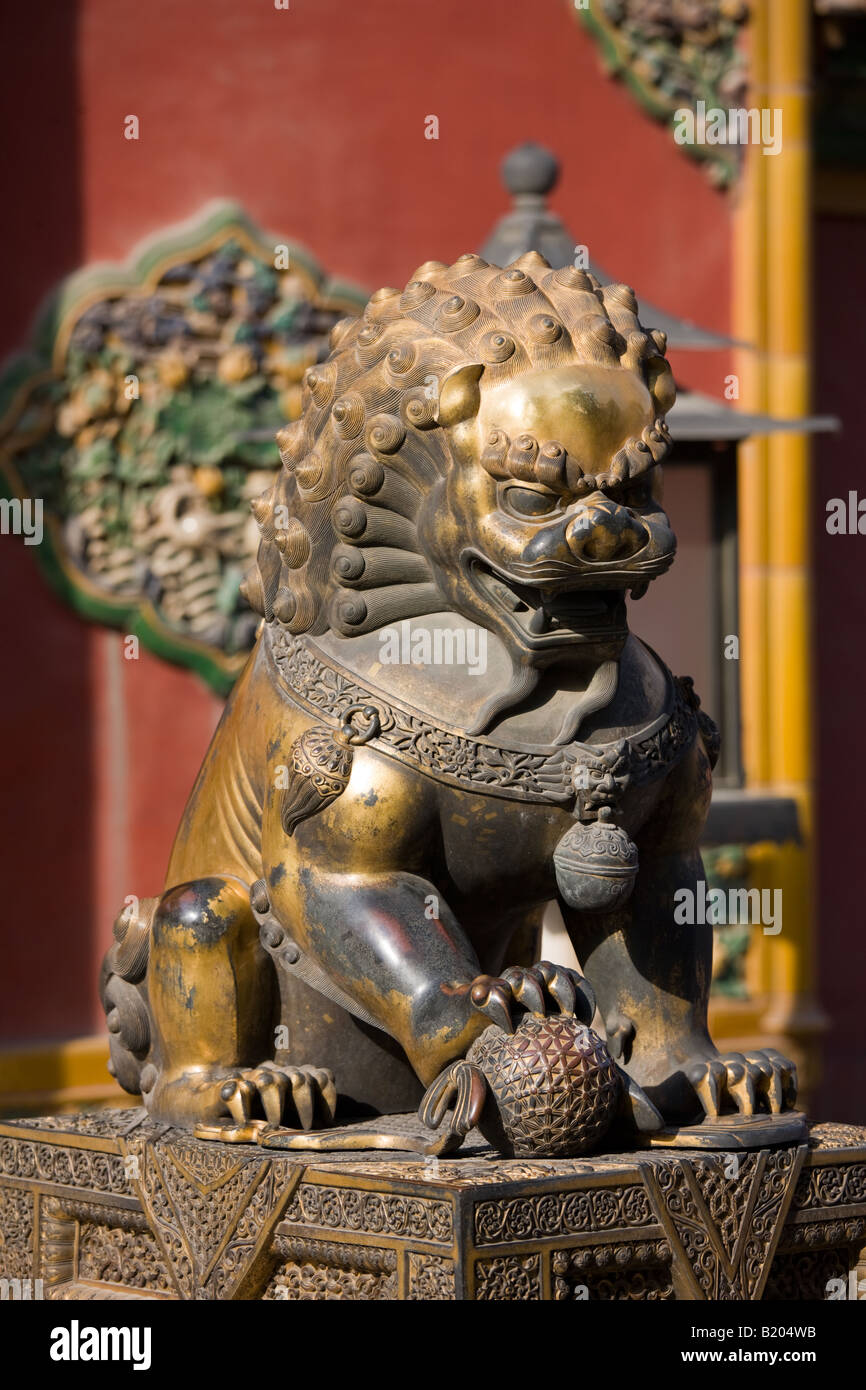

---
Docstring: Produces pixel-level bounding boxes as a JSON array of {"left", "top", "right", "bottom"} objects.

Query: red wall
[
  {"left": 0, "top": 0, "right": 731, "bottom": 1043},
  {"left": 73, "top": 0, "right": 730, "bottom": 365},
  {"left": 813, "top": 214, "right": 866, "bottom": 1120}
]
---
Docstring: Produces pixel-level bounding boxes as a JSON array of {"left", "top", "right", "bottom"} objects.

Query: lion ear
[{"left": 435, "top": 363, "right": 484, "bottom": 427}]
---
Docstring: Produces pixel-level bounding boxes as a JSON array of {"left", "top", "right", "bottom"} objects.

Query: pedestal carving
[{"left": 1, "top": 1113, "right": 863, "bottom": 1301}]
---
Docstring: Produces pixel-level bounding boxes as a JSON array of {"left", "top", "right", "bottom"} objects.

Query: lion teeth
[
  {"left": 490, "top": 579, "right": 521, "bottom": 612},
  {"left": 529, "top": 606, "right": 549, "bottom": 634}
]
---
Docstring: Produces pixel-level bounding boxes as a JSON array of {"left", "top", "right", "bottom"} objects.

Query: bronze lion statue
[{"left": 101, "top": 252, "right": 798, "bottom": 1155}]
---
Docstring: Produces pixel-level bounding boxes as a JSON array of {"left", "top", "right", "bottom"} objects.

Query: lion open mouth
[{"left": 468, "top": 558, "right": 628, "bottom": 646}]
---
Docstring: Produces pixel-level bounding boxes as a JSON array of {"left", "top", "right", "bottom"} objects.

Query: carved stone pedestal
[{"left": 1, "top": 1111, "right": 864, "bottom": 1301}]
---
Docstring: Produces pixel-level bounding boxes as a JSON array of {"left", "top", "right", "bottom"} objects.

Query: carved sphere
[{"left": 468, "top": 1014, "right": 620, "bottom": 1157}]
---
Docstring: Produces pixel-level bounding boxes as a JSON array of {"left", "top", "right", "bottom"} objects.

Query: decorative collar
[{"left": 268, "top": 628, "right": 698, "bottom": 808}]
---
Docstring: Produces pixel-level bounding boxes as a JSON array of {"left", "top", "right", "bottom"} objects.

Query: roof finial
[
  {"left": 501, "top": 142, "right": 560, "bottom": 200},
  {"left": 479, "top": 142, "right": 734, "bottom": 349}
]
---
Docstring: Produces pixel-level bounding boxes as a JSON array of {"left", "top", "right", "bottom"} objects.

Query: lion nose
[{"left": 565, "top": 493, "right": 648, "bottom": 563}]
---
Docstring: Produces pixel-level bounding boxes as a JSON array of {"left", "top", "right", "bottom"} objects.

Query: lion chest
[{"left": 435, "top": 785, "right": 573, "bottom": 905}]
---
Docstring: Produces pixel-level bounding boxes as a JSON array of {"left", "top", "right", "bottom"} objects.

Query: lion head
[{"left": 243, "top": 251, "right": 677, "bottom": 707}]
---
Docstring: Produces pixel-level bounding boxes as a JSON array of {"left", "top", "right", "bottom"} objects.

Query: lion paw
[
  {"left": 219, "top": 1062, "right": 337, "bottom": 1129},
  {"left": 469, "top": 960, "right": 595, "bottom": 1033},
  {"left": 686, "top": 1048, "right": 798, "bottom": 1119}
]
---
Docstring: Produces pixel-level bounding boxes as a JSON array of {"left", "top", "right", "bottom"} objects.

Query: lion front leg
[
  {"left": 562, "top": 846, "right": 799, "bottom": 1127},
  {"left": 260, "top": 740, "right": 493, "bottom": 1092},
  {"left": 266, "top": 865, "right": 488, "bottom": 1086},
  {"left": 264, "top": 860, "right": 613, "bottom": 1153}
]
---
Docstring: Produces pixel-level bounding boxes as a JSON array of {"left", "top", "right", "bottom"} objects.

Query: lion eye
[{"left": 502, "top": 486, "right": 561, "bottom": 519}]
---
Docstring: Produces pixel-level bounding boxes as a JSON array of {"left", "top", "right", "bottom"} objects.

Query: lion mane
[{"left": 242, "top": 251, "right": 676, "bottom": 638}]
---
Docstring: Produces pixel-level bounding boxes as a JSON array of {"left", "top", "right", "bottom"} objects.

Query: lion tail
[{"left": 99, "top": 897, "right": 156, "bottom": 1095}]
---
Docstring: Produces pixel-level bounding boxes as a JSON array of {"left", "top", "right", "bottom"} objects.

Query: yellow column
[
  {"left": 734, "top": 1, "right": 775, "bottom": 1004},
  {"left": 735, "top": 0, "right": 824, "bottom": 1048},
  {"left": 734, "top": 0, "right": 769, "bottom": 797}
]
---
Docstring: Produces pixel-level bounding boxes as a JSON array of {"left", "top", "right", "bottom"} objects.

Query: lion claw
[
  {"left": 220, "top": 1062, "right": 337, "bottom": 1130},
  {"left": 469, "top": 961, "right": 594, "bottom": 1032},
  {"left": 470, "top": 977, "right": 515, "bottom": 1033},
  {"left": 687, "top": 1048, "right": 798, "bottom": 1120}
]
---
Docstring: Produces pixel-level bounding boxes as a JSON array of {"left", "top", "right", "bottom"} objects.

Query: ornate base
[{"left": 0, "top": 1111, "right": 864, "bottom": 1300}]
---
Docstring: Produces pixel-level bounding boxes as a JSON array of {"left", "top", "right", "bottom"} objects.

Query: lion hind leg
[{"left": 100, "top": 875, "right": 283, "bottom": 1125}]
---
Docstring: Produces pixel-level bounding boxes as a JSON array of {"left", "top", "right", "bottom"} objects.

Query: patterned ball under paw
[{"left": 467, "top": 1014, "right": 621, "bottom": 1158}]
